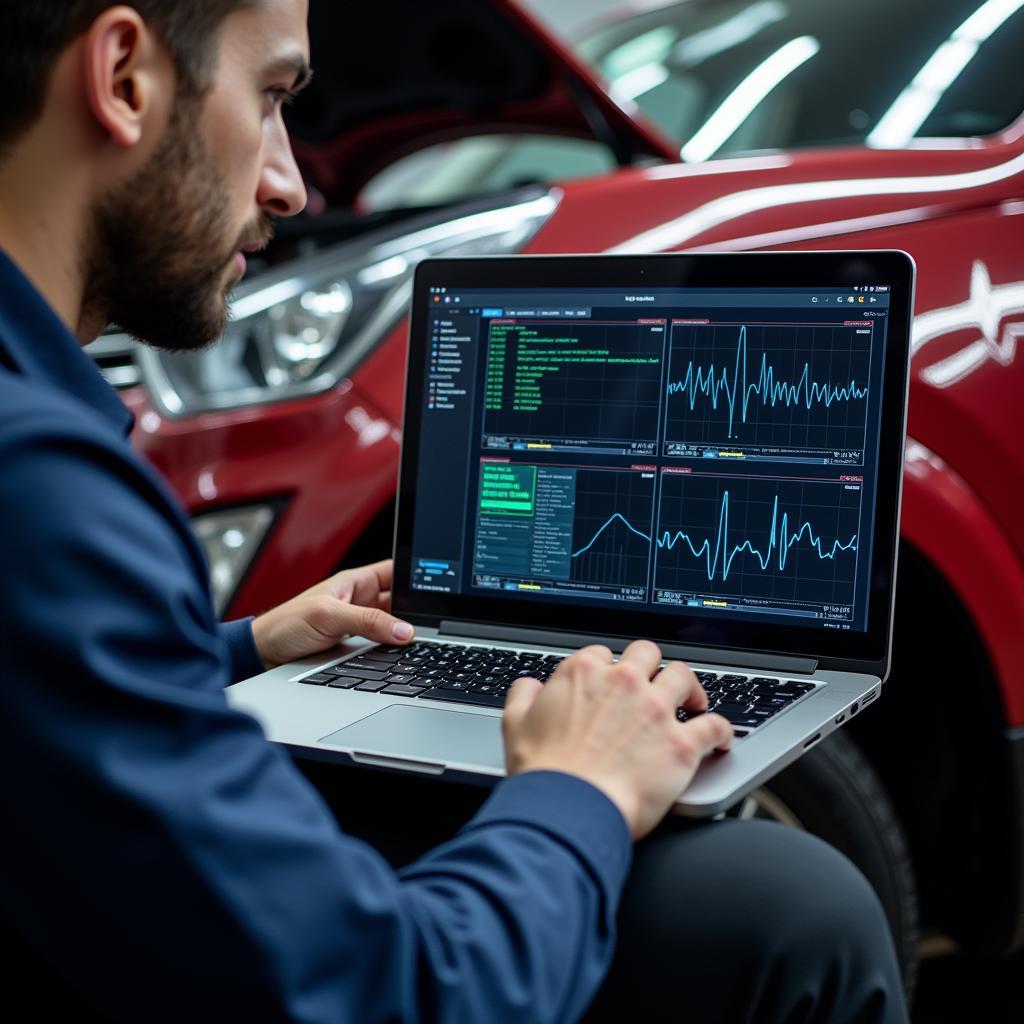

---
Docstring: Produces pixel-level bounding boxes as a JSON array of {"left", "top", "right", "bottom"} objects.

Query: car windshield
[
  {"left": 578, "top": 0, "right": 1024, "bottom": 157},
  {"left": 360, "top": 0, "right": 1024, "bottom": 211}
]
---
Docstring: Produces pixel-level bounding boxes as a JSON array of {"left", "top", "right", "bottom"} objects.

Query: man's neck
[{"left": 0, "top": 148, "right": 93, "bottom": 345}]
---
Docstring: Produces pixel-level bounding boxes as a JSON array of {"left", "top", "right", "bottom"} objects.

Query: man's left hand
[{"left": 251, "top": 559, "right": 414, "bottom": 669}]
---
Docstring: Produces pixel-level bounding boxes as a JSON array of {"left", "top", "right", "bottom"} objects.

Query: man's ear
[{"left": 81, "top": 4, "right": 173, "bottom": 149}]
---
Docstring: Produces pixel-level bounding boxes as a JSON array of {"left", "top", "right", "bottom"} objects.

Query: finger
[
  {"left": 679, "top": 712, "right": 734, "bottom": 755},
  {"left": 376, "top": 591, "right": 391, "bottom": 611},
  {"left": 552, "top": 645, "right": 613, "bottom": 681},
  {"left": 618, "top": 639, "right": 663, "bottom": 679},
  {"left": 652, "top": 660, "right": 705, "bottom": 711},
  {"left": 502, "top": 676, "right": 543, "bottom": 733},
  {"left": 328, "top": 600, "right": 414, "bottom": 645},
  {"left": 348, "top": 560, "right": 394, "bottom": 608},
  {"left": 565, "top": 644, "right": 614, "bottom": 665}
]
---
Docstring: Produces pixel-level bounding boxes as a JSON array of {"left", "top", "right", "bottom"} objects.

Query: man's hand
[
  {"left": 502, "top": 640, "right": 733, "bottom": 840},
  {"left": 251, "top": 560, "right": 414, "bottom": 669}
]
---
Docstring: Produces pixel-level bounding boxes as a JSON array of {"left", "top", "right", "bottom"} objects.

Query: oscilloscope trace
[
  {"left": 653, "top": 473, "right": 863, "bottom": 618},
  {"left": 662, "top": 321, "right": 872, "bottom": 463}
]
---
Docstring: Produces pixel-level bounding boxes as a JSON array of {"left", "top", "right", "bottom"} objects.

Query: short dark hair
[{"left": 0, "top": 1, "right": 256, "bottom": 155}]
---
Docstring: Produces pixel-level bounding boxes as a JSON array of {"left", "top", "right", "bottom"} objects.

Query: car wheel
[{"left": 729, "top": 731, "right": 920, "bottom": 1001}]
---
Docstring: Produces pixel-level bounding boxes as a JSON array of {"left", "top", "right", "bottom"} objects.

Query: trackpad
[{"left": 319, "top": 705, "right": 505, "bottom": 771}]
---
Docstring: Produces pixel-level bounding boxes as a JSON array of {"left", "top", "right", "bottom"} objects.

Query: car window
[
  {"left": 577, "top": 0, "right": 1024, "bottom": 157},
  {"left": 360, "top": 135, "right": 617, "bottom": 213}
]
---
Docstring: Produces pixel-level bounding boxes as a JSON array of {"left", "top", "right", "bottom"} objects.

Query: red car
[{"left": 90, "top": 0, "right": 1024, "bottom": 994}]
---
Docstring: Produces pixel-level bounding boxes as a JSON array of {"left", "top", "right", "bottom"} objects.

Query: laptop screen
[{"left": 395, "top": 254, "right": 913, "bottom": 668}]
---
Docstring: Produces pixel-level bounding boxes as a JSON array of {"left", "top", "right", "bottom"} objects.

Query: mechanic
[{"left": 0, "top": 1, "right": 909, "bottom": 1021}]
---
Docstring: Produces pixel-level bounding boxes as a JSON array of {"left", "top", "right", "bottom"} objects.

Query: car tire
[{"left": 729, "top": 731, "right": 920, "bottom": 1002}]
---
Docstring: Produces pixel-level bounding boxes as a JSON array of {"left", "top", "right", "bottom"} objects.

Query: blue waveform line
[
  {"left": 572, "top": 513, "right": 651, "bottom": 559},
  {"left": 659, "top": 490, "right": 857, "bottom": 582},
  {"left": 665, "top": 324, "right": 868, "bottom": 438},
  {"left": 571, "top": 491, "right": 858, "bottom": 584}
]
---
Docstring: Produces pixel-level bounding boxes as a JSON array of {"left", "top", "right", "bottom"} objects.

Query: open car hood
[{"left": 288, "top": 0, "right": 678, "bottom": 203}]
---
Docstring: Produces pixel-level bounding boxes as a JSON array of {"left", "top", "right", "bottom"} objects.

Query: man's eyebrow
[{"left": 263, "top": 54, "right": 313, "bottom": 92}]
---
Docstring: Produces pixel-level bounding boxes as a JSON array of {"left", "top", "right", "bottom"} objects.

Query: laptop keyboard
[{"left": 297, "top": 641, "right": 817, "bottom": 738}]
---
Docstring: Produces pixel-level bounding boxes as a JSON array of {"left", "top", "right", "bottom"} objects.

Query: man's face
[{"left": 83, "top": 0, "right": 310, "bottom": 351}]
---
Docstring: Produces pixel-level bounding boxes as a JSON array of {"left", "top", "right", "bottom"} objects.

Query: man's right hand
[{"left": 502, "top": 640, "right": 733, "bottom": 840}]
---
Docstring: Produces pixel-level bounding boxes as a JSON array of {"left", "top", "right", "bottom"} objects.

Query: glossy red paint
[{"left": 129, "top": 381, "right": 401, "bottom": 614}]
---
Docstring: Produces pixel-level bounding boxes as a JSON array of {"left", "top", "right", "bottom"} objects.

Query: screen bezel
[{"left": 392, "top": 252, "right": 914, "bottom": 673}]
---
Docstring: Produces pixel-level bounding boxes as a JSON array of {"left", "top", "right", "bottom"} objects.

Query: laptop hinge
[{"left": 439, "top": 620, "right": 819, "bottom": 675}]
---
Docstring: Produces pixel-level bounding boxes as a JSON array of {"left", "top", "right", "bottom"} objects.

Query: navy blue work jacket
[{"left": 0, "top": 248, "right": 631, "bottom": 1022}]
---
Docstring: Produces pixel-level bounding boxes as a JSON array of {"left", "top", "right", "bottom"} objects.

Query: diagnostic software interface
[{"left": 408, "top": 284, "right": 893, "bottom": 633}]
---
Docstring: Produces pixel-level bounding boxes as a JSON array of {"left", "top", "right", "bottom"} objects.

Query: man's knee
[
  {"left": 624, "top": 818, "right": 887, "bottom": 942},
  {"left": 611, "top": 818, "right": 908, "bottom": 1023}
]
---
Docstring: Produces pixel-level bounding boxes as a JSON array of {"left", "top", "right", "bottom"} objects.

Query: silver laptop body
[{"left": 228, "top": 251, "right": 915, "bottom": 816}]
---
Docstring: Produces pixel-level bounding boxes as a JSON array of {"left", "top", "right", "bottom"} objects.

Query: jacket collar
[{"left": 0, "top": 247, "right": 135, "bottom": 437}]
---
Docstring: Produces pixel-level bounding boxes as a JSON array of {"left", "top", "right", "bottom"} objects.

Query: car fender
[{"left": 901, "top": 438, "right": 1024, "bottom": 726}]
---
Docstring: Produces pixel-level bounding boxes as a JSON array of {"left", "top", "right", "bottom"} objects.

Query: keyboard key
[
  {"left": 339, "top": 668, "right": 389, "bottom": 682},
  {"left": 723, "top": 679, "right": 752, "bottom": 692},
  {"left": 360, "top": 651, "right": 403, "bottom": 664},
  {"left": 715, "top": 702, "right": 753, "bottom": 716},
  {"left": 724, "top": 715, "right": 762, "bottom": 728},
  {"left": 427, "top": 690, "right": 506, "bottom": 709},
  {"left": 381, "top": 684, "right": 427, "bottom": 696},
  {"left": 384, "top": 673, "right": 420, "bottom": 684},
  {"left": 299, "top": 674, "right": 332, "bottom": 685},
  {"left": 354, "top": 679, "right": 389, "bottom": 692},
  {"left": 433, "top": 679, "right": 471, "bottom": 691},
  {"left": 339, "top": 661, "right": 390, "bottom": 677},
  {"left": 327, "top": 676, "right": 362, "bottom": 689}
]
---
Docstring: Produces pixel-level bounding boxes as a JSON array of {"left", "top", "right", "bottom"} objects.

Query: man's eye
[{"left": 267, "top": 87, "right": 297, "bottom": 110}]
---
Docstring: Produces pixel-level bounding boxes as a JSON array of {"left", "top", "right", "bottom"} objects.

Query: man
[{"left": 0, "top": 1, "right": 909, "bottom": 1021}]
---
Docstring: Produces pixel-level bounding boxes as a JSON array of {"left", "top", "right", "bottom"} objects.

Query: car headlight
[
  {"left": 192, "top": 504, "right": 277, "bottom": 616},
  {"left": 131, "top": 190, "right": 558, "bottom": 417}
]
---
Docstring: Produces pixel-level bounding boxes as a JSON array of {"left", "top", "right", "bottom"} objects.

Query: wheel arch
[{"left": 850, "top": 438, "right": 1024, "bottom": 953}]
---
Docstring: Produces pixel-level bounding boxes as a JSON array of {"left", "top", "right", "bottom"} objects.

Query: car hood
[
  {"left": 288, "top": 0, "right": 678, "bottom": 203},
  {"left": 522, "top": 143, "right": 1024, "bottom": 254}
]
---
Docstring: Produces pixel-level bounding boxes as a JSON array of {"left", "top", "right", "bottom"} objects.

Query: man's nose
[{"left": 257, "top": 121, "right": 307, "bottom": 218}]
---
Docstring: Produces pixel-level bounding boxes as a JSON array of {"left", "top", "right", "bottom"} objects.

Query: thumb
[
  {"left": 502, "top": 676, "right": 543, "bottom": 734},
  {"left": 318, "top": 598, "right": 415, "bottom": 645}
]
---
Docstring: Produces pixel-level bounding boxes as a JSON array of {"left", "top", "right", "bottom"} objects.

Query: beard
[{"left": 82, "top": 102, "right": 274, "bottom": 352}]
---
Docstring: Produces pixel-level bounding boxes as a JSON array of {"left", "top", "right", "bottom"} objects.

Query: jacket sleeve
[
  {"left": 0, "top": 417, "right": 632, "bottom": 1024},
  {"left": 216, "top": 617, "right": 265, "bottom": 684}
]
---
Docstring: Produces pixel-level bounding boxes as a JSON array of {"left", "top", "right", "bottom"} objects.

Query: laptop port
[
  {"left": 803, "top": 733, "right": 822, "bottom": 750},
  {"left": 850, "top": 701, "right": 860, "bottom": 716},
  {"left": 834, "top": 714, "right": 846, "bottom": 725}
]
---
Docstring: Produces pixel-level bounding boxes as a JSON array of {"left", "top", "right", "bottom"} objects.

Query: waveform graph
[
  {"left": 663, "top": 321, "right": 872, "bottom": 461},
  {"left": 654, "top": 472, "right": 862, "bottom": 614},
  {"left": 569, "top": 468, "right": 655, "bottom": 593},
  {"left": 482, "top": 320, "right": 664, "bottom": 448}
]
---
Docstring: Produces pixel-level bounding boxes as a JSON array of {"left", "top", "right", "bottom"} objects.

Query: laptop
[{"left": 226, "top": 250, "right": 915, "bottom": 816}]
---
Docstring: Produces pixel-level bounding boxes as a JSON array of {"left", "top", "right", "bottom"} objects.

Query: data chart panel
[
  {"left": 473, "top": 463, "right": 655, "bottom": 602},
  {"left": 663, "top": 321, "right": 872, "bottom": 466},
  {"left": 654, "top": 472, "right": 863, "bottom": 624},
  {"left": 481, "top": 319, "right": 664, "bottom": 456}
]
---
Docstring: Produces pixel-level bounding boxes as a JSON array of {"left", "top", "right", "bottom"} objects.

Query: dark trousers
[{"left": 300, "top": 760, "right": 910, "bottom": 1024}]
